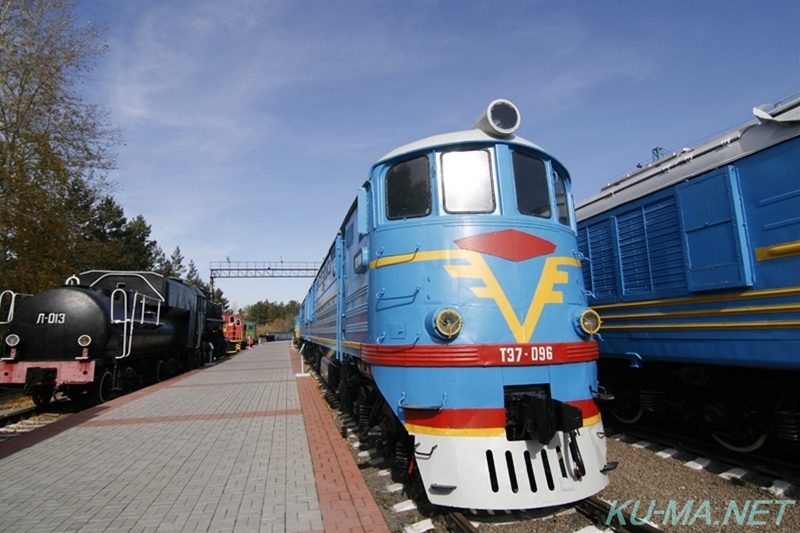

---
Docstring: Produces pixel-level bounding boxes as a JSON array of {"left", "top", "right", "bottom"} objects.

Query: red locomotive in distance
[{"left": 222, "top": 313, "right": 244, "bottom": 353}]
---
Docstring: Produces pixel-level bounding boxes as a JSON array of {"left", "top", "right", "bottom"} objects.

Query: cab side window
[
  {"left": 512, "top": 152, "right": 551, "bottom": 218},
  {"left": 386, "top": 156, "right": 431, "bottom": 220},
  {"left": 552, "top": 170, "right": 571, "bottom": 226}
]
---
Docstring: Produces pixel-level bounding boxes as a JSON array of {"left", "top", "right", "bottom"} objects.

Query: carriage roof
[{"left": 576, "top": 93, "right": 800, "bottom": 222}]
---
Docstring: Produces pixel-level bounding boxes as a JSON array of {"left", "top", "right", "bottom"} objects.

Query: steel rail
[
  {"left": 576, "top": 496, "right": 663, "bottom": 533},
  {"left": 442, "top": 511, "right": 480, "bottom": 533},
  {"left": 0, "top": 406, "right": 37, "bottom": 428}
]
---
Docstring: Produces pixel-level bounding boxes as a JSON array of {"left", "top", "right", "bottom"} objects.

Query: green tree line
[{"left": 241, "top": 299, "right": 300, "bottom": 334}]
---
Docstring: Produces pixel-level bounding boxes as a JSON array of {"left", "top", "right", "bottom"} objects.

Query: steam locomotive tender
[
  {"left": 576, "top": 94, "right": 800, "bottom": 453},
  {"left": 297, "top": 100, "right": 613, "bottom": 511},
  {"left": 1, "top": 271, "right": 224, "bottom": 405}
]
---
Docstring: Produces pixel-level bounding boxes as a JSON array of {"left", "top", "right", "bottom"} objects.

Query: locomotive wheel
[
  {"left": 96, "top": 371, "right": 113, "bottom": 404},
  {"left": 31, "top": 385, "right": 54, "bottom": 407},
  {"left": 121, "top": 367, "right": 136, "bottom": 394},
  {"left": 393, "top": 438, "right": 413, "bottom": 480},
  {"left": 156, "top": 360, "right": 167, "bottom": 382}
]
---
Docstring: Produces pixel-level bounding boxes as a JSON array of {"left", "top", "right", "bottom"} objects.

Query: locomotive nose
[{"left": 12, "top": 287, "right": 110, "bottom": 361}]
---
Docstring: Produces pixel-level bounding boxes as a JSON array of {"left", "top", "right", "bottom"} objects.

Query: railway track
[
  {"left": 575, "top": 496, "right": 663, "bottom": 533},
  {"left": 604, "top": 418, "right": 800, "bottom": 486},
  {"left": 435, "top": 497, "right": 665, "bottom": 533},
  {"left": 436, "top": 497, "right": 666, "bottom": 533},
  {"left": 0, "top": 407, "right": 70, "bottom": 443},
  {"left": 0, "top": 405, "right": 37, "bottom": 428},
  {"left": 442, "top": 511, "right": 479, "bottom": 533},
  {"left": 0, "top": 392, "right": 76, "bottom": 443}
]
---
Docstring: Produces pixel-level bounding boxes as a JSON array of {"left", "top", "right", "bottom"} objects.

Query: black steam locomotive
[{"left": 0, "top": 271, "right": 225, "bottom": 405}]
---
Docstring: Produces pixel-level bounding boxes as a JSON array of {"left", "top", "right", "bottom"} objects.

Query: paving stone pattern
[{"left": 0, "top": 341, "right": 389, "bottom": 533}]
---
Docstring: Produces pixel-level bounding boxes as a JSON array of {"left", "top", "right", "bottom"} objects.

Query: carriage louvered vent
[
  {"left": 585, "top": 220, "right": 618, "bottom": 299},
  {"left": 617, "top": 198, "right": 687, "bottom": 296},
  {"left": 641, "top": 198, "right": 685, "bottom": 292},
  {"left": 617, "top": 210, "right": 652, "bottom": 294},
  {"left": 580, "top": 194, "right": 688, "bottom": 303},
  {"left": 485, "top": 447, "right": 571, "bottom": 494}
]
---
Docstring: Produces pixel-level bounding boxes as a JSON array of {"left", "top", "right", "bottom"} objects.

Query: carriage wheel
[
  {"left": 604, "top": 377, "right": 643, "bottom": 424},
  {"left": 705, "top": 392, "right": 769, "bottom": 453},
  {"left": 711, "top": 431, "right": 769, "bottom": 453}
]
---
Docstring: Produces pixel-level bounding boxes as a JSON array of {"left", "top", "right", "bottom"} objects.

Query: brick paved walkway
[
  {"left": 292, "top": 349, "right": 389, "bottom": 533},
  {"left": 0, "top": 341, "right": 390, "bottom": 533}
]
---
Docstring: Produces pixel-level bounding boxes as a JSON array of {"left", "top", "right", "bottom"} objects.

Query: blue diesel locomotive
[
  {"left": 297, "top": 100, "right": 612, "bottom": 511},
  {"left": 576, "top": 94, "right": 800, "bottom": 453}
]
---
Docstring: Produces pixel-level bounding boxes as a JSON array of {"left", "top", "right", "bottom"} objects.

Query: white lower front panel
[{"left": 412, "top": 420, "right": 610, "bottom": 510}]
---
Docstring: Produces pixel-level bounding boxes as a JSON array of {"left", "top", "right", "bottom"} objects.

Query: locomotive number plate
[
  {"left": 36, "top": 313, "right": 66, "bottom": 324},
  {"left": 499, "top": 345, "right": 553, "bottom": 363}
]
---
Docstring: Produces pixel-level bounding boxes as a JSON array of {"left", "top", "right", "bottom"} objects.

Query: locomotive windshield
[
  {"left": 383, "top": 147, "right": 571, "bottom": 226},
  {"left": 441, "top": 149, "right": 495, "bottom": 213},
  {"left": 386, "top": 156, "right": 431, "bottom": 220}
]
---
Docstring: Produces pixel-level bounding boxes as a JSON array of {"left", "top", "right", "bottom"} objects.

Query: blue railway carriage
[
  {"left": 576, "top": 94, "right": 800, "bottom": 453},
  {"left": 298, "top": 100, "right": 613, "bottom": 511}
]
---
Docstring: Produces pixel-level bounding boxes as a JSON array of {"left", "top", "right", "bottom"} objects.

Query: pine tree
[{"left": 168, "top": 246, "right": 186, "bottom": 278}]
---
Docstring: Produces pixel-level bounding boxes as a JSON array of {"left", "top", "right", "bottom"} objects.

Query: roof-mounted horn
[{"left": 473, "top": 99, "right": 520, "bottom": 137}]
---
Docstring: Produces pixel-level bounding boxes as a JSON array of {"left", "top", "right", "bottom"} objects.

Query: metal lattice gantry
[{"left": 209, "top": 261, "right": 321, "bottom": 280}]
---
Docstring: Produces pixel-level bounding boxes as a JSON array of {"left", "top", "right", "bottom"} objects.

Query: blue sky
[{"left": 75, "top": 0, "right": 799, "bottom": 310}]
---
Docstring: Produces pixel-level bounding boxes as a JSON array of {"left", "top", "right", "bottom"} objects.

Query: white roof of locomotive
[
  {"left": 576, "top": 93, "right": 800, "bottom": 222},
  {"left": 377, "top": 129, "right": 547, "bottom": 164}
]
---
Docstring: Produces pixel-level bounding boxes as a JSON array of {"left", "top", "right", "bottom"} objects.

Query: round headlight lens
[
  {"left": 78, "top": 334, "right": 92, "bottom": 347},
  {"left": 5, "top": 334, "right": 20, "bottom": 347},
  {"left": 579, "top": 309, "right": 602, "bottom": 335},
  {"left": 489, "top": 100, "right": 520, "bottom": 133},
  {"left": 434, "top": 309, "right": 463, "bottom": 339}
]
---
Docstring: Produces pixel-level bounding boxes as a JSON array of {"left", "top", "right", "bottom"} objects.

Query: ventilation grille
[{"left": 485, "top": 445, "right": 572, "bottom": 494}]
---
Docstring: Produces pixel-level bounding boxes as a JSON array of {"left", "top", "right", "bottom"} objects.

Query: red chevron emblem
[{"left": 454, "top": 229, "right": 556, "bottom": 262}]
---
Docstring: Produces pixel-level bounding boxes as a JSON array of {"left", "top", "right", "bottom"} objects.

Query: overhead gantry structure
[{"left": 209, "top": 261, "right": 320, "bottom": 291}]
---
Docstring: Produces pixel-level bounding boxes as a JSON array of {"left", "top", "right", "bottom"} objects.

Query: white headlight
[
  {"left": 5, "top": 334, "right": 20, "bottom": 347},
  {"left": 78, "top": 335, "right": 92, "bottom": 347}
]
